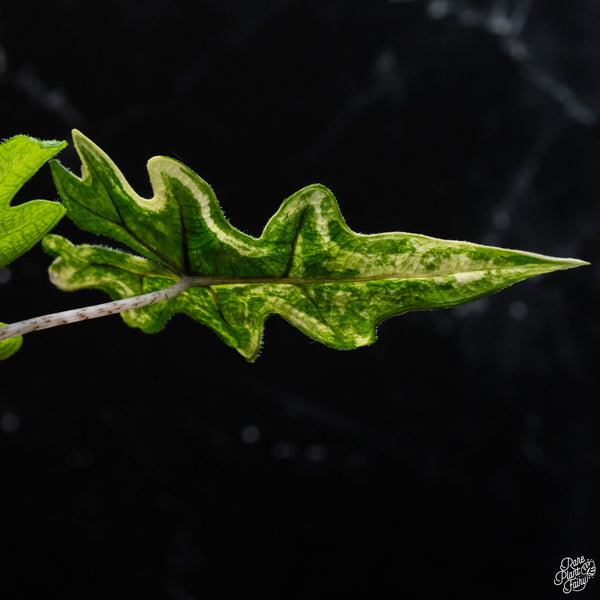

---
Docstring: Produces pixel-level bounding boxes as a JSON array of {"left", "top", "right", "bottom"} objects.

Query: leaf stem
[{"left": 0, "top": 276, "right": 193, "bottom": 342}]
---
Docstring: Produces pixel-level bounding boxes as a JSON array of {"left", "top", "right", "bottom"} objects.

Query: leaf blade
[
  {"left": 0, "top": 135, "right": 66, "bottom": 360},
  {"left": 47, "top": 132, "right": 588, "bottom": 360},
  {"left": 0, "top": 135, "right": 66, "bottom": 267}
]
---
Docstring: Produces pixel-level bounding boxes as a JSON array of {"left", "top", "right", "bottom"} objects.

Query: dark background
[{"left": 1, "top": 1, "right": 598, "bottom": 598}]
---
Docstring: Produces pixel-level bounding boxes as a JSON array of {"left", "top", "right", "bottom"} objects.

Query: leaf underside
[
  {"left": 0, "top": 135, "right": 66, "bottom": 359},
  {"left": 45, "top": 130, "right": 587, "bottom": 361}
]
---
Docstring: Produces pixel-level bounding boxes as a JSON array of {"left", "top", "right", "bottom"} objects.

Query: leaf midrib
[{"left": 184, "top": 264, "right": 556, "bottom": 287}]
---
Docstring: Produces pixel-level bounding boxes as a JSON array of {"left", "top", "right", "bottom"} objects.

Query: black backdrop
[{"left": 1, "top": 1, "right": 598, "bottom": 598}]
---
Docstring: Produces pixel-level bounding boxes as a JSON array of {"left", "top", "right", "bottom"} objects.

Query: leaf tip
[
  {"left": 42, "top": 233, "right": 72, "bottom": 256},
  {"left": 70, "top": 128, "right": 99, "bottom": 159},
  {"left": 33, "top": 137, "right": 68, "bottom": 153},
  {"left": 71, "top": 128, "right": 85, "bottom": 142},
  {"left": 551, "top": 257, "right": 590, "bottom": 271}
]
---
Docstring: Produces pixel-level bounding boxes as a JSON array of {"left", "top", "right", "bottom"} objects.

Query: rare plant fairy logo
[{"left": 554, "top": 556, "right": 596, "bottom": 594}]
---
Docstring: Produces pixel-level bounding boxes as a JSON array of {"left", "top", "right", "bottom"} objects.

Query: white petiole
[{"left": 0, "top": 276, "right": 194, "bottom": 342}]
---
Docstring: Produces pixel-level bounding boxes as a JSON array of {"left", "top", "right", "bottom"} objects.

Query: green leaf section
[
  {"left": 0, "top": 135, "right": 67, "bottom": 360},
  {"left": 0, "top": 135, "right": 67, "bottom": 267},
  {"left": 46, "top": 130, "right": 587, "bottom": 361},
  {"left": 0, "top": 321, "right": 22, "bottom": 360}
]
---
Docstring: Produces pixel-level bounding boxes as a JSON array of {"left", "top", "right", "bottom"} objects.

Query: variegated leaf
[{"left": 45, "top": 131, "right": 587, "bottom": 360}]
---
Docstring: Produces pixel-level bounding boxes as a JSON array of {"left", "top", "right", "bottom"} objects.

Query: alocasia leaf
[
  {"left": 45, "top": 130, "right": 587, "bottom": 361},
  {"left": 0, "top": 135, "right": 67, "bottom": 359}
]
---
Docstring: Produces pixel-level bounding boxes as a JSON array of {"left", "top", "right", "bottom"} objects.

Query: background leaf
[
  {"left": 0, "top": 135, "right": 66, "bottom": 267},
  {"left": 47, "top": 131, "right": 586, "bottom": 360},
  {"left": 0, "top": 135, "right": 66, "bottom": 360}
]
